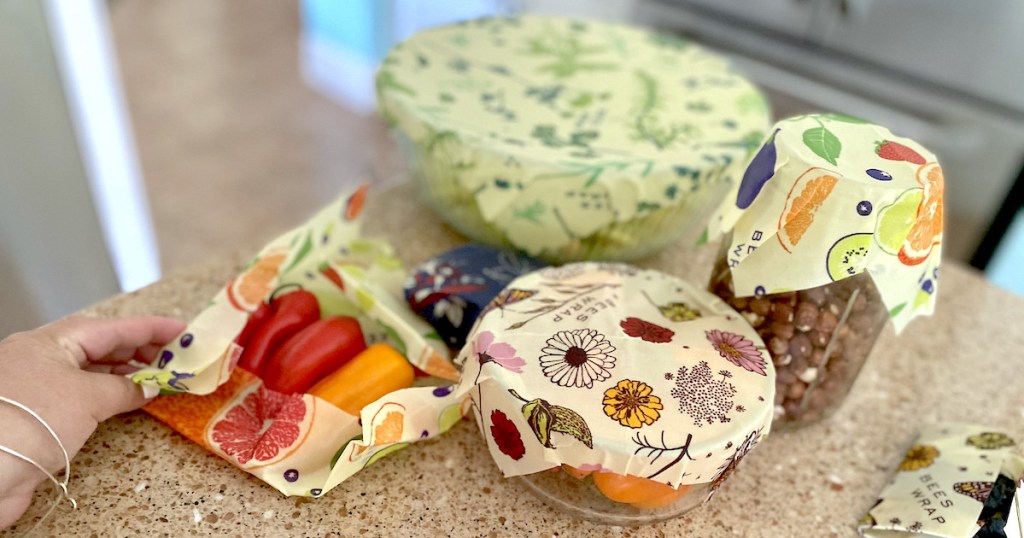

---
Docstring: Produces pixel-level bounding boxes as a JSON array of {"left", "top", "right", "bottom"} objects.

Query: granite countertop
[{"left": 9, "top": 182, "right": 1024, "bottom": 537}]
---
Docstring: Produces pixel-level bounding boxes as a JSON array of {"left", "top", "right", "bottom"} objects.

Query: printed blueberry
[
  {"left": 179, "top": 333, "right": 194, "bottom": 348},
  {"left": 421, "top": 430, "right": 430, "bottom": 438},
  {"left": 857, "top": 200, "right": 873, "bottom": 216},
  {"left": 866, "top": 168, "right": 892, "bottom": 181},
  {"left": 284, "top": 469, "right": 299, "bottom": 483},
  {"left": 158, "top": 350, "right": 174, "bottom": 368},
  {"left": 432, "top": 386, "right": 454, "bottom": 398},
  {"left": 754, "top": 285, "right": 766, "bottom": 297},
  {"left": 921, "top": 279, "right": 934, "bottom": 294},
  {"left": 310, "top": 488, "right": 322, "bottom": 497}
]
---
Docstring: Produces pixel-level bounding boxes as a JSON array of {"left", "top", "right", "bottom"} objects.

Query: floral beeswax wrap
[
  {"left": 130, "top": 185, "right": 470, "bottom": 497},
  {"left": 405, "top": 244, "right": 547, "bottom": 351},
  {"left": 715, "top": 115, "right": 943, "bottom": 332},
  {"left": 859, "top": 423, "right": 1024, "bottom": 538},
  {"left": 377, "top": 15, "right": 770, "bottom": 261},
  {"left": 454, "top": 262, "right": 775, "bottom": 492}
]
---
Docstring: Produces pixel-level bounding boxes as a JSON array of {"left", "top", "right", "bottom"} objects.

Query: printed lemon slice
[
  {"left": 777, "top": 168, "right": 840, "bottom": 253},
  {"left": 899, "top": 163, "right": 943, "bottom": 266},
  {"left": 875, "top": 188, "right": 923, "bottom": 256},
  {"left": 226, "top": 248, "right": 289, "bottom": 312},
  {"left": 205, "top": 381, "right": 316, "bottom": 469}
]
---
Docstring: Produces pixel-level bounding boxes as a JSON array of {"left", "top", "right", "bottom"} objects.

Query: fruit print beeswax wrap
[
  {"left": 858, "top": 423, "right": 1024, "bottom": 538},
  {"left": 377, "top": 15, "right": 770, "bottom": 261},
  {"left": 715, "top": 115, "right": 943, "bottom": 333},
  {"left": 131, "top": 186, "right": 469, "bottom": 497},
  {"left": 453, "top": 263, "right": 776, "bottom": 491}
]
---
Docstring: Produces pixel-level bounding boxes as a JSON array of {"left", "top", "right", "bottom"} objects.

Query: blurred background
[{"left": 1, "top": 0, "right": 1021, "bottom": 336}]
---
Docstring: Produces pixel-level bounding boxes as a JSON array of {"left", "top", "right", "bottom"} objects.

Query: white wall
[{"left": 0, "top": 0, "right": 156, "bottom": 336}]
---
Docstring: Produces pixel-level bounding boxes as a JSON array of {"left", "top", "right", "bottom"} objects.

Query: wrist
[{"left": 0, "top": 400, "right": 64, "bottom": 498}]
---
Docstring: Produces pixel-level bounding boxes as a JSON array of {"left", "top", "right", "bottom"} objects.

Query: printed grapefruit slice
[
  {"left": 205, "top": 381, "right": 316, "bottom": 469},
  {"left": 777, "top": 168, "right": 840, "bottom": 253},
  {"left": 898, "top": 163, "right": 943, "bottom": 266},
  {"left": 226, "top": 249, "right": 289, "bottom": 312},
  {"left": 143, "top": 367, "right": 258, "bottom": 448}
]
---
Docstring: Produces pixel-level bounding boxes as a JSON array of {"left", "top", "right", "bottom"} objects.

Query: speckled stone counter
[{"left": 8, "top": 182, "right": 1024, "bottom": 537}]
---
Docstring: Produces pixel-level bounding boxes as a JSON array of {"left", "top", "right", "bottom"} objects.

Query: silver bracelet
[{"left": 0, "top": 395, "right": 76, "bottom": 535}]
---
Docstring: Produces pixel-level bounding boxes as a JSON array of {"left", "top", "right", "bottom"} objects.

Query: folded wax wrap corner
[
  {"left": 859, "top": 423, "right": 1024, "bottom": 538},
  {"left": 446, "top": 262, "right": 775, "bottom": 494},
  {"left": 714, "top": 115, "right": 943, "bottom": 332},
  {"left": 377, "top": 15, "right": 771, "bottom": 260},
  {"left": 130, "top": 185, "right": 470, "bottom": 497}
]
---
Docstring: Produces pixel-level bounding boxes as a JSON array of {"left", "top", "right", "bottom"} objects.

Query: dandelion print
[
  {"left": 539, "top": 328, "right": 616, "bottom": 388},
  {"left": 602, "top": 380, "right": 663, "bottom": 428},
  {"left": 705, "top": 329, "right": 767, "bottom": 375},
  {"left": 670, "top": 361, "right": 736, "bottom": 426}
]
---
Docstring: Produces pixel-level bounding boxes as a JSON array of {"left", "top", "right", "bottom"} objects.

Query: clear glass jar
[
  {"left": 517, "top": 467, "right": 711, "bottom": 525},
  {"left": 708, "top": 241, "right": 889, "bottom": 427}
]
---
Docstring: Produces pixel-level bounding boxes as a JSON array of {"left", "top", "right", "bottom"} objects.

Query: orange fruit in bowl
[
  {"left": 630, "top": 484, "right": 692, "bottom": 509},
  {"left": 592, "top": 472, "right": 680, "bottom": 504},
  {"left": 776, "top": 167, "right": 840, "bottom": 253},
  {"left": 898, "top": 163, "right": 943, "bottom": 266}
]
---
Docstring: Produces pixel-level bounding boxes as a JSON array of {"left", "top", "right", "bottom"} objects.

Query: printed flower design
[
  {"left": 898, "top": 444, "right": 940, "bottom": 472},
  {"left": 539, "top": 329, "right": 616, "bottom": 388},
  {"left": 670, "top": 361, "right": 736, "bottom": 426},
  {"left": 432, "top": 295, "right": 468, "bottom": 328},
  {"left": 602, "top": 380, "right": 663, "bottom": 428},
  {"left": 708, "top": 429, "right": 761, "bottom": 498},
  {"left": 966, "top": 432, "right": 1015, "bottom": 450},
  {"left": 490, "top": 410, "right": 525, "bottom": 460},
  {"left": 538, "top": 264, "right": 587, "bottom": 281},
  {"left": 475, "top": 330, "right": 525, "bottom": 373},
  {"left": 620, "top": 317, "right": 674, "bottom": 343},
  {"left": 705, "top": 329, "right": 767, "bottom": 376}
]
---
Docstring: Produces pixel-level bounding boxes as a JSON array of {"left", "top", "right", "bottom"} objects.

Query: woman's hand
[{"left": 0, "top": 315, "right": 185, "bottom": 529}]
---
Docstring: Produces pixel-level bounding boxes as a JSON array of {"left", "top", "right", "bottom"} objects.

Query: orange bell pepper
[{"left": 308, "top": 343, "right": 414, "bottom": 415}]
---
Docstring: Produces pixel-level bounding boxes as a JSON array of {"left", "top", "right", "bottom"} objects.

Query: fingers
[
  {"left": 82, "top": 371, "right": 152, "bottom": 420},
  {"left": 45, "top": 316, "right": 185, "bottom": 368}
]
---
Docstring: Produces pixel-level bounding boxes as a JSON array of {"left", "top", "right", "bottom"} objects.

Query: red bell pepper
[
  {"left": 236, "top": 289, "right": 320, "bottom": 376},
  {"left": 261, "top": 315, "right": 367, "bottom": 394}
]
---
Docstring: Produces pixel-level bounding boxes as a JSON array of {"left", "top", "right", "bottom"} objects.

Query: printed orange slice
[
  {"left": 777, "top": 168, "right": 840, "bottom": 253},
  {"left": 143, "top": 367, "right": 257, "bottom": 448},
  {"left": 898, "top": 163, "right": 943, "bottom": 266},
  {"left": 226, "top": 249, "right": 289, "bottom": 312},
  {"left": 205, "top": 381, "right": 316, "bottom": 469},
  {"left": 372, "top": 408, "right": 405, "bottom": 445}
]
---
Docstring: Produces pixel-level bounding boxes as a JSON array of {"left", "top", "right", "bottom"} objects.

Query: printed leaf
[
  {"left": 802, "top": 126, "right": 842, "bottom": 165},
  {"left": 889, "top": 303, "right": 907, "bottom": 318},
  {"left": 282, "top": 231, "right": 313, "bottom": 273},
  {"left": 521, "top": 398, "right": 554, "bottom": 448},
  {"left": 550, "top": 405, "right": 593, "bottom": 449},
  {"left": 658, "top": 302, "right": 701, "bottom": 322}
]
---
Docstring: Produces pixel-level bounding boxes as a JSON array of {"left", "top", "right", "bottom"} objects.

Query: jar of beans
[
  {"left": 707, "top": 115, "right": 944, "bottom": 426},
  {"left": 708, "top": 238, "right": 889, "bottom": 426}
]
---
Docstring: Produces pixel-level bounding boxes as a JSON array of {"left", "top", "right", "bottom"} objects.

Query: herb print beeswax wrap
[
  {"left": 454, "top": 262, "right": 775, "bottom": 491},
  {"left": 130, "top": 186, "right": 470, "bottom": 497},
  {"left": 859, "top": 424, "right": 1024, "bottom": 538},
  {"left": 715, "top": 115, "right": 943, "bottom": 332},
  {"left": 377, "top": 15, "right": 770, "bottom": 261}
]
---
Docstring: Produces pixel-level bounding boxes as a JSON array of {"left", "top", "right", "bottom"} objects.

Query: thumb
[{"left": 84, "top": 371, "right": 152, "bottom": 420}]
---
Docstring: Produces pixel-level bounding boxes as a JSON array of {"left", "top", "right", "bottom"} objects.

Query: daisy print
[
  {"left": 705, "top": 329, "right": 767, "bottom": 376},
  {"left": 539, "top": 328, "right": 616, "bottom": 388}
]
